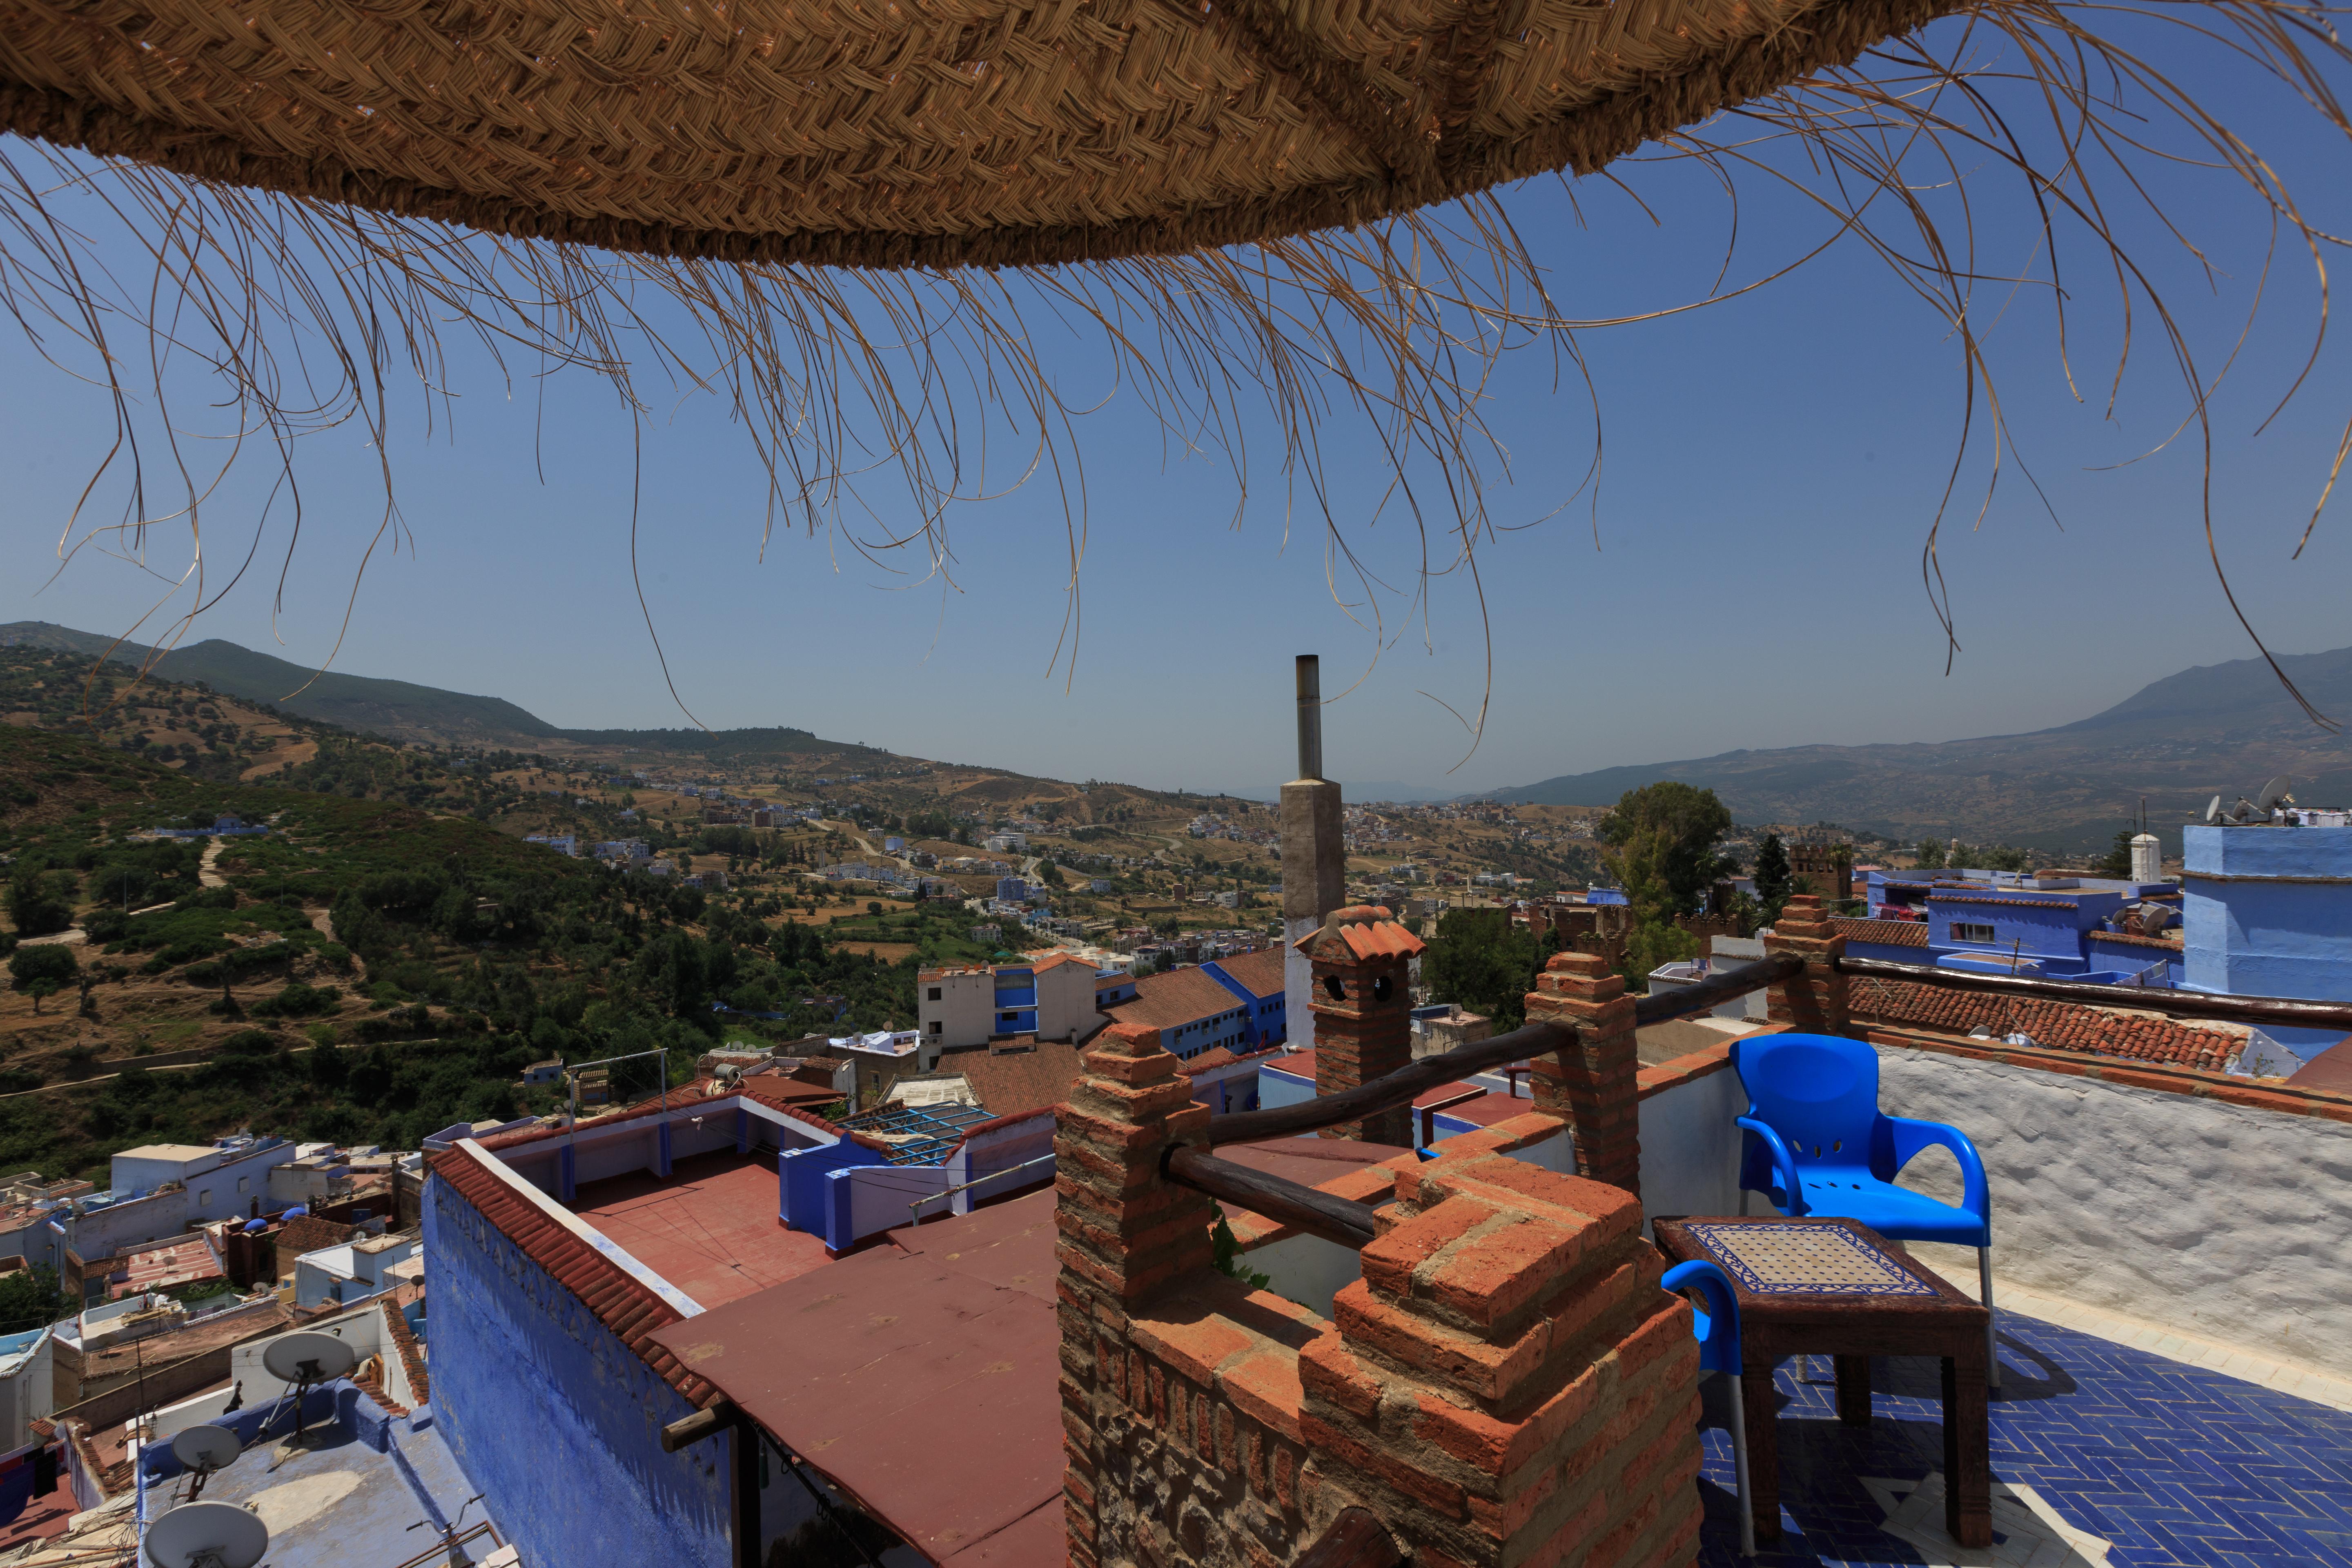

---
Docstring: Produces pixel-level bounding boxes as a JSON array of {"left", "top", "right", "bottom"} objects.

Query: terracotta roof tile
[
  {"left": 1210, "top": 947, "right": 1287, "bottom": 998},
  {"left": 947, "top": 1041, "right": 1086, "bottom": 1120},
  {"left": 2087, "top": 929, "right": 2183, "bottom": 951},
  {"left": 1103, "top": 967, "right": 1252, "bottom": 1033},
  {"left": 276, "top": 1216, "right": 359, "bottom": 1256},
  {"left": 428, "top": 1145, "right": 722, "bottom": 1408},
  {"left": 1831, "top": 917, "right": 1931, "bottom": 948},
  {"left": 1923, "top": 893, "right": 2081, "bottom": 910},
  {"left": 1848, "top": 979, "right": 2241, "bottom": 1071},
  {"left": 1293, "top": 904, "right": 1425, "bottom": 961}
]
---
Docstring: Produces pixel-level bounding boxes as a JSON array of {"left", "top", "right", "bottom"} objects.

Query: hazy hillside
[
  {"left": 1490, "top": 647, "right": 2352, "bottom": 852},
  {"left": 1, "top": 622, "right": 558, "bottom": 744}
]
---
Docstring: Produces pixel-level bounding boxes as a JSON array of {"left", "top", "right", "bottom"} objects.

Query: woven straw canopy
[{"left": 0, "top": 0, "right": 1955, "bottom": 268}]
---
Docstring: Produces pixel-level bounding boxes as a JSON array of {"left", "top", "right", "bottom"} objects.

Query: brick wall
[
  {"left": 1763, "top": 895, "right": 1850, "bottom": 1037},
  {"left": 1054, "top": 1016, "right": 1704, "bottom": 1568},
  {"left": 1303, "top": 1152, "right": 1701, "bottom": 1568},
  {"left": 1524, "top": 953, "right": 1642, "bottom": 1196}
]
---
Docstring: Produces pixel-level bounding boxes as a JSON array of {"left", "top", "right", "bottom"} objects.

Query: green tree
[
  {"left": 1914, "top": 837, "right": 1947, "bottom": 870},
  {"left": 1752, "top": 833, "right": 1793, "bottom": 919},
  {"left": 1981, "top": 844, "right": 2029, "bottom": 873},
  {"left": 0, "top": 1263, "right": 62, "bottom": 1334},
  {"left": 2096, "top": 830, "right": 2134, "bottom": 879},
  {"left": 1601, "top": 783, "right": 1733, "bottom": 924},
  {"left": 1039, "top": 860, "right": 1066, "bottom": 887},
  {"left": 1420, "top": 908, "right": 1550, "bottom": 1029},
  {"left": 5, "top": 872, "right": 74, "bottom": 938},
  {"left": 8, "top": 943, "right": 77, "bottom": 991}
]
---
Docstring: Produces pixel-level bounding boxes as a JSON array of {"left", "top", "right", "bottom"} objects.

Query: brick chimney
[
  {"left": 1298, "top": 905, "right": 1424, "bottom": 1145},
  {"left": 1764, "top": 894, "right": 1850, "bottom": 1037},
  {"left": 1522, "top": 951, "right": 1642, "bottom": 1196},
  {"left": 1283, "top": 655, "right": 1346, "bottom": 1052}
]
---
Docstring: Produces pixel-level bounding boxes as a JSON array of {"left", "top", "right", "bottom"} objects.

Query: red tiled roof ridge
[
  {"left": 2087, "top": 929, "right": 2183, "bottom": 949},
  {"left": 428, "top": 1145, "right": 722, "bottom": 1408},
  {"left": 379, "top": 1294, "right": 430, "bottom": 1407},
  {"left": 1924, "top": 893, "right": 2082, "bottom": 909},
  {"left": 1830, "top": 917, "right": 1931, "bottom": 947},
  {"left": 1846, "top": 977, "right": 2244, "bottom": 1071}
]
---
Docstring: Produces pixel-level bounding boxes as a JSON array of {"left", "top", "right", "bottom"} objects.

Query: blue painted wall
[
  {"left": 2184, "top": 824, "right": 2352, "bottom": 1051},
  {"left": 1258, "top": 1062, "right": 1315, "bottom": 1111},
  {"left": 1926, "top": 895, "right": 2111, "bottom": 973},
  {"left": 2083, "top": 936, "right": 2186, "bottom": 987},
  {"left": 1203, "top": 960, "right": 1287, "bottom": 1048},
  {"left": 780, "top": 1141, "right": 886, "bottom": 1232},
  {"left": 426, "top": 1176, "right": 733, "bottom": 1568}
]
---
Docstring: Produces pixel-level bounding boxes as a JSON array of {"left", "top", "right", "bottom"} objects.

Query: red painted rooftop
[
  {"left": 429, "top": 1144, "right": 719, "bottom": 1406},
  {"left": 570, "top": 1150, "right": 834, "bottom": 1312},
  {"left": 648, "top": 1192, "right": 1062, "bottom": 1566}
]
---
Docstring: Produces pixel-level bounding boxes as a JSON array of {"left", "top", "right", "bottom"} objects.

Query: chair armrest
[
  {"left": 1735, "top": 1116, "right": 1805, "bottom": 1214},
  {"left": 1661, "top": 1260, "right": 1742, "bottom": 1375},
  {"left": 1886, "top": 1116, "right": 1989, "bottom": 1219}
]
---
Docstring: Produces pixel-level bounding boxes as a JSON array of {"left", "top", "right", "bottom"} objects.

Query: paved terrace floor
[
  {"left": 572, "top": 1149, "right": 833, "bottom": 1310},
  {"left": 1694, "top": 1310, "right": 2352, "bottom": 1566}
]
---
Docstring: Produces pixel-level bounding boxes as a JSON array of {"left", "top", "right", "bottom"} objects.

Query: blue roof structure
[{"left": 837, "top": 1100, "right": 997, "bottom": 1165}]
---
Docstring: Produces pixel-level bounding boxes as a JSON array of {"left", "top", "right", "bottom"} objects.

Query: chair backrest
[
  {"left": 1660, "top": 1260, "right": 1740, "bottom": 1375},
  {"left": 1731, "top": 1032, "right": 1884, "bottom": 1167}
]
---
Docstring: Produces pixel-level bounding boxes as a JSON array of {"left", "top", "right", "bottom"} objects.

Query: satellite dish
[
  {"left": 2205, "top": 795, "right": 2223, "bottom": 825},
  {"left": 261, "top": 1331, "right": 359, "bottom": 1385},
  {"left": 142, "top": 1500, "right": 270, "bottom": 1568},
  {"left": 169, "top": 1425, "right": 241, "bottom": 1473},
  {"left": 2257, "top": 775, "right": 2296, "bottom": 813}
]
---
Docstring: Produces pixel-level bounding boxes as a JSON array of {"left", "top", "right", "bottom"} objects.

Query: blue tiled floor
[{"left": 1693, "top": 1314, "right": 2352, "bottom": 1566}]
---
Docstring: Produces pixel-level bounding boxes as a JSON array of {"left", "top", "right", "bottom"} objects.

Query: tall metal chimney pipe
[{"left": 1295, "top": 655, "right": 1323, "bottom": 782}]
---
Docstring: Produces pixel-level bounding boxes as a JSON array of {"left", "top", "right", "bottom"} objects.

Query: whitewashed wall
[
  {"left": 1637, "top": 1067, "right": 1746, "bottom": 1231},
  {"left": 1873, "top": 1046, "right": 2352, "bottom": 1380}
]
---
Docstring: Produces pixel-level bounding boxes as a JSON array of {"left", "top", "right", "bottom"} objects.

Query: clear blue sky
[{"left": 4, "top": 22, "right": 2349, "bottom": 797}]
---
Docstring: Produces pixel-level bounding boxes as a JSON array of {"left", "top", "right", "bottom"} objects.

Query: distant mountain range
[
  {"left": 1486, "top": 646, "right": 2352, "bottom": 852},
  {"left": 11, "top": 620, "right": 2345, "bottom": 851},
  {"left": 0, "top": 621, "right": 873, "bottom": 760}
]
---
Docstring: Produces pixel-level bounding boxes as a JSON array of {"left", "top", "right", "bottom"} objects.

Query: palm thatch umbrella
[{"left": 0, "top": 0, "right": 2345, "bottom": 714}]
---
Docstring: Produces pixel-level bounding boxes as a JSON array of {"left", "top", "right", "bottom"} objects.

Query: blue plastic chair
[
  {"left": 1730, "top": 1032, "right": 1999, "bottom": 1386},
  {"left": 1662, "top": 1260, "right": 1756, "bottom": 1557}
]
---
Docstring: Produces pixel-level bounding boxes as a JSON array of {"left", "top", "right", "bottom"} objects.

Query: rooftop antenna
[
  {"left": 2205, "top": 795, "right": 2223, "bottom": 826},
  {"left": 259, "top": 1330, "right": 358, "bottom": 1460},
  {"left": 167, "top": 1425, "right": 241, "bottom": 1502},
  {"left": 2257, "top": 775, "right": 2296, "bottom": 817},
  {"left": 142, "top": 1500, "right": 270, "bottom": 1568}
]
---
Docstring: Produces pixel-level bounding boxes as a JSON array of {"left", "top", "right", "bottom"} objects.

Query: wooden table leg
[
  {"left": 1742, "top": 1365, "right": 1780, "bottom": 1544},
  {"left": 1941, "top": 1354, "right": 1991, "bottom": 1548},
  {"left": 1834, "top": 1355, "right": 1872, "bottom": 1426}
]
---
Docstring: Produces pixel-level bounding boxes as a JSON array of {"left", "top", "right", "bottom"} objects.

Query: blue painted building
[
  {"left": 2183, "top": 822, "right": 2352, "bottom": 1055},
  {"left": 1202, "top": 947, "right": 1290, "bottom": 1048},
  {"left": 1847, "top": 871, "right": 2181, "bottom": 982},
  {"left": 426, "top": 1091, "right": 861, "bottom": 1568},
  {"left": 990, "top": 962, "right": 1039, "bottom": 1035}
]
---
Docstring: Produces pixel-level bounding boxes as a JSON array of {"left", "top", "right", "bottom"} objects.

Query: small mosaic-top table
[{"left": 1652, "top": 1216, "right": 1992, "bottom": 1549}]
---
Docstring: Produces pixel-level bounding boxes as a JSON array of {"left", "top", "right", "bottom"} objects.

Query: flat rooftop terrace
[
  {"left": 571, "top": 1149, "right": 831, "bottom": 1310},
  {"left": 1693, "top": 1307, "right": 2352, "bottom": 1566}
]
